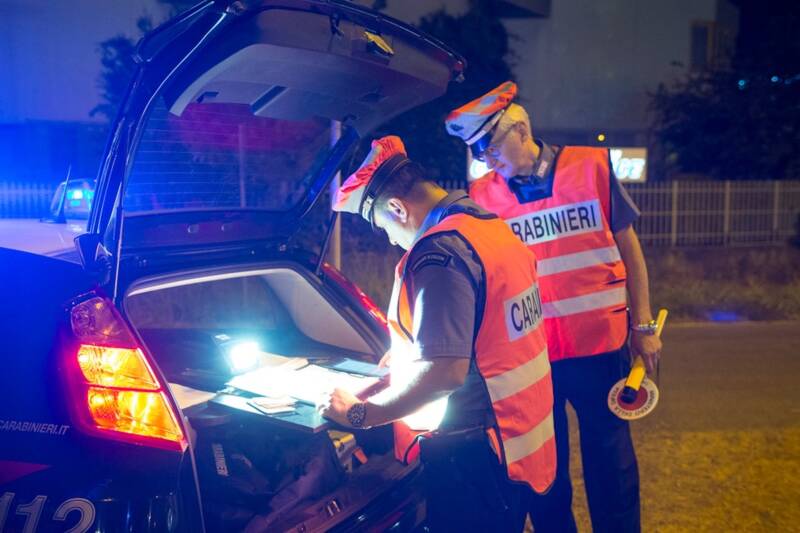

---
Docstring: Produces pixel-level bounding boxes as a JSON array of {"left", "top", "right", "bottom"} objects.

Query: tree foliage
[
  {"left": 91, "top": 16, "right": 152, "bottom": 122},
  {"left": 336, "top": 0, "right": 518, "bottom": 257},
  {"left": 365, "top": 0, "right": 515, "bottom": 184},
  {"left": 91, "top": 1, "right": 195, "bottom": 122},
  {"left": 650, "top": 1, "right": 800, "bottom": 180}
]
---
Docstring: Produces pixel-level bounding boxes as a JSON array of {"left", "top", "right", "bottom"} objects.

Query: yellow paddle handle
[{"left": 624, "top": 309, "right": 668, "bottom": 389}]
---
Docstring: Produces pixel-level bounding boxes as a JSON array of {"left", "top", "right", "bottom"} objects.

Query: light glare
[
  {"left": 227, "top": 341, "right": 261, "bottom": 373},
  {"left": 469, "top": 159, "right": 490, "bottom": 181}
]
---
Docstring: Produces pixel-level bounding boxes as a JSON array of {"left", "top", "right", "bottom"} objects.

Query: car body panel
[
  {"left": 0, "top": 220, "right": 85, "bottom": 260},
  {"left": 0, "top": 247, "right": 204, "bottom": 531}
]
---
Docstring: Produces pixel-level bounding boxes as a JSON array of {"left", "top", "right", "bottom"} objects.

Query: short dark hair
[{"left": 374, "top": 161, "right": 432, "bottom": 210}]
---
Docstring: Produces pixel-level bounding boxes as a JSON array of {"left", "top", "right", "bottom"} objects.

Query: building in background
[
  {"left": 372, "top": 0, "right": 740, "bottom": 181},
  {"left": 501, "top": 0, "right": 739, "bottom": 150}
]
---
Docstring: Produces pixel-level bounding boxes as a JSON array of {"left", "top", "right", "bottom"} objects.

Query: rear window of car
[{"left": 124, "top": 100, "right": 332, "bottom": 213}]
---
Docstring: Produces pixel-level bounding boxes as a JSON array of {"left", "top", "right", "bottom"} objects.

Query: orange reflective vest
[
  {"left": 388, "top": 212, "right": 556, "bottom": 493},
  {"left": 469, "top": 147, "right": 628, "bottom": 361}
]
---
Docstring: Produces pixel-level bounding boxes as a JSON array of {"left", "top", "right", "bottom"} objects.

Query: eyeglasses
[{"left": 474, "top": 124, "right": 513, "bottom": 163}]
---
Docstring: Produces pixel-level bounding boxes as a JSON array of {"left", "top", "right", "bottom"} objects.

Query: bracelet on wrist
[{"left": 630, "top": 319, "right": 658, "bottom": 335}]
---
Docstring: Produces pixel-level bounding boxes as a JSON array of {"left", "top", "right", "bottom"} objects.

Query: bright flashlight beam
[{"left": 227, "top": 341, "right": 261, "bottom": 373}]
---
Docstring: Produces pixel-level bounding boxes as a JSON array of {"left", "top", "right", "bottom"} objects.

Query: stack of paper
[
  {"left": 248, "top": 396, "right": 296, "bottom": 415},
  {"left": 227, "top": 362, "right": 380, "bottom": 406}
]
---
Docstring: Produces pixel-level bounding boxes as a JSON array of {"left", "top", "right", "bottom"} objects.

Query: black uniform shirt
[{"left": 402, "top": 191, "right": 495, "bottom": 430}]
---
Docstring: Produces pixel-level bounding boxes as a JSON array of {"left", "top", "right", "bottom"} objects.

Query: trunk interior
[{"left": 123, "top": 262, "right": 417, "bottom": 532}]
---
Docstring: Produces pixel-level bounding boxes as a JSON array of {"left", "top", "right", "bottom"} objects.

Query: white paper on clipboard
[
  {"left": 168, "top": 383, "right": 218, "bottom": 409},
  {"left": 227, "top": 363, "right": 379, "bottom": 406}
]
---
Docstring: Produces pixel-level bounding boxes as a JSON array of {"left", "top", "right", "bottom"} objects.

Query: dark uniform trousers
[
  {"left": 529, "top": 346, "right": 640, "bottom": 533},
  {"left": 420, "top": 426, "right": 529, "bottom": 533}
]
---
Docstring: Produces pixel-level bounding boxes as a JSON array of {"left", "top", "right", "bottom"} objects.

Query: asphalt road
[{"left": 556, "top": 322, "right": 800, "bottom": 532}]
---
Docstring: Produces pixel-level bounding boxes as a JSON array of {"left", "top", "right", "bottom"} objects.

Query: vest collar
[
  {"left": 411, "top": 190, "right": 469, "bottom": 245},
  {"left": 513, "top": 140, "right": 557, "bottom": 183},
  {"left": 506, "top": 141, "right": 560, "bottom": 203}
]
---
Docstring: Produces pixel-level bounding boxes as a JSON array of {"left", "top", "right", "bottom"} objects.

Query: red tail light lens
[
  {"left": 322, "top": 263, "right": 388, "bottom": 330},
  {"left": 77, "top": 345, "right": 159, "bottom": 390},
  {"left": 67, "top": 296, "right": 186, "bottom": 452},
  {"left": 86, "top": 387, "right": 184, "bottom": 443},
  {"left": 359, "top": 291, "right": 388, "bottom": 329}
]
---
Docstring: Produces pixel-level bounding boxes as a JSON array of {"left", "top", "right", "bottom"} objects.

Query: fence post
[
  {"left": 723, "top": 180, "right": 731, "bottom": 245},
  {"left": 772, "top": 181, "right": 781, "bottom": 242},
  {"left": 670, "top": 181, "right": 679, "bottom": 246}
]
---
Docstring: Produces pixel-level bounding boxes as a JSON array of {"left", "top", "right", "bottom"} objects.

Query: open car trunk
[
  {"left": 123, "top": 262, "right": 420, "bottom": 532},
  {"left": 70, "top": 3, "right": 465, "bottom": 529}
]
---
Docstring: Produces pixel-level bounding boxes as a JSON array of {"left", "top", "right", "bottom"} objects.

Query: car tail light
[
  {"left": 77, "top": 345, "right": 159, "bottom": 389},
  {"left": 65, "top": 296, "right": 187, "bottom": 452},
  {"left": 357, "top": 291, "right": 389, "bottom": 330},
  {"left": 321, "top": 263, "right": 388, "bottom": 331}
]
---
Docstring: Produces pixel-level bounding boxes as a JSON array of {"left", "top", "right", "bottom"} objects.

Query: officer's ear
[
  {"left": 385, "top": 197, "right": 409, "bottom": 224},
  {"left": 515, "top": 121, "right": 530, "bottom": 142}
]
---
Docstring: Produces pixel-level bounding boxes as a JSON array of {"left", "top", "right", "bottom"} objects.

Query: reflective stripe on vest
[
  {"left": 542, "top": 286, "right": 627, "bottom": 318},
  {"left": 388, "top": 213, "right": 556, "bottom": 493},
  {"left": 484, "top": 347, "right": 549, "bottom": 402},
  {"left": 537, "top": 245, "right": 621, "bottom": 277},
  {"left": 469, "top": 146, "right": 628, "bottom": 360},
  {"left": 503, "top": 411, "right": 555, "bottom": 464}
]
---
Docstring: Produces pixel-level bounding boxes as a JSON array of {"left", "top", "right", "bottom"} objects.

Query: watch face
[{"left": 347, "top": 403, "right": 366, "bottom": 427}]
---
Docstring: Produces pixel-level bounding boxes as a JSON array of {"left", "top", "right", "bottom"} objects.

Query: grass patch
[
  {"left": 340, "top": 245, "right": 800, "bottom": 321},
  {"left": 646, "top": 247, "right": 800, "bottom": 320}
]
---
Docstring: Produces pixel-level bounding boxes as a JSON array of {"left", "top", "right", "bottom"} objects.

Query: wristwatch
[
  {"left": 346, "top": 402, "right": 367, "bottom": 428},
  {"left": 631, "top": 319, "right": 658, "bottom": 335}
]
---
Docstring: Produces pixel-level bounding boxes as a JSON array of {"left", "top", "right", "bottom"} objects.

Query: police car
[
  {"left": 0, "top": 180, "right": 93, "bottom": 261},
  {"left": 0, "top": 1, "right": 464, "bottom": 531}
]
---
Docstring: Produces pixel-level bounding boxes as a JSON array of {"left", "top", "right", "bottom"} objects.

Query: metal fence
[
  {"left": 2, "top": 179, "right": 800, "bottom": 247},
  {"left": 626, "top": 181, "right": 800, "bottom": 246},
  {"left": 439, "top": 179, "right": 800, "bottom": 247},
  {"left": 0, "top": 181, "right": 55, "bottom": 219}
]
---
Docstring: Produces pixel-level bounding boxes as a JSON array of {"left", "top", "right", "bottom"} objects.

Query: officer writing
[
  {"left": 446, "top": 82, "right": 663, "bottom": 533},
  {"left": 320, "top": 135, "right": 556, "bottom": 532}
]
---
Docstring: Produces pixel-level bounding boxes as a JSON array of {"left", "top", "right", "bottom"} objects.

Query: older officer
[
  {"left": 446, "top": 82, "right": 662, "bottom": 533},
  {"left": 320, "top": 135, "right": 555, "bottom": 532}
]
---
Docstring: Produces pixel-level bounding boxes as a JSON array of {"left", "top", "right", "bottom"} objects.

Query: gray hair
[{"left": 496, "top": 103, "right": 531, "bottom": 137}]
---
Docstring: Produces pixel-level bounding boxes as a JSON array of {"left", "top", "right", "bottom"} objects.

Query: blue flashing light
[
  {"left": 68, "top": 189, "right": 84, "bottom": 200},
  {"left": 737, "top": 79, "right": 747, "bottom": 90},
  {"left": 706, "top": 310, "right": 742, "bottom": 322},
  {"left": 771, "top": 75, "right": 780, "bottom": 83}
]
